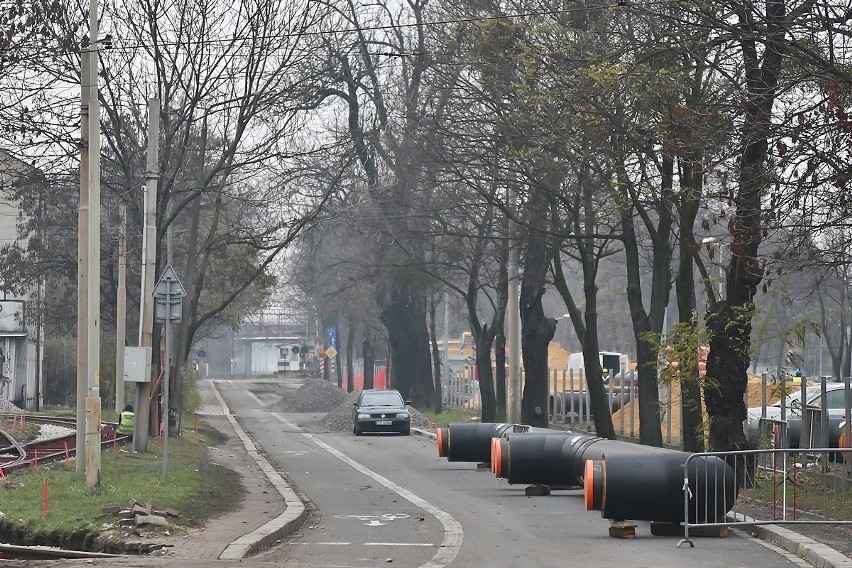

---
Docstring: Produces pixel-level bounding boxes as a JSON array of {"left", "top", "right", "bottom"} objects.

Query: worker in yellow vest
[{"left": 117, "top": 404, "right": 135, "bottom": 437}]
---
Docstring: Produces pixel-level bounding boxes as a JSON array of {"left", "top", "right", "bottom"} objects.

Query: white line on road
[
  {"left": 364, "top": 543, "right": 435, "bottom": 547},
  {"left": 245, "top": 391, "right": 265, "bottom": 405},
  {"left": 272, "top": 413, "right": 463, "bottom": 568},
  {"left": 291, "top": 542, "right": 433, "bottom": 547}
]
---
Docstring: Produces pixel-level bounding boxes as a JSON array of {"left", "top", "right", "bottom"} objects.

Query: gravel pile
[
  {"left": 278, "top": 379, "right": 349, "bottom": 413},
  {"left": 320, "top": 391, "right": 360, "bottom": 432},
  {"left": 0, "top": 396, "right": 20, "bottom": 413},
  {"left": 33, "top": 423, "right": 75, "bottom": 442}
]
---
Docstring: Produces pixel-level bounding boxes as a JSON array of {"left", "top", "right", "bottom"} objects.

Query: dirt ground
[{"left": 609, "top": 376, "right": 798, "bottom": 438}]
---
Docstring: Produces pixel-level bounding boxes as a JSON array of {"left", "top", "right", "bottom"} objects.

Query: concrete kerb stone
[
  {"left": 753, "top": 525, "right": 852, "bottom": 568},
  {"left": 210, "top": 382, "right": 308, "bottom": 561},
  {"left": 411, "top": 427, "right": 437, "bottom": 441}
]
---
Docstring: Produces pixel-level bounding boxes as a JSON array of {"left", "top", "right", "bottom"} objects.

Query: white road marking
[
  {"left": 272, "top": 413, "right": 463, "bottom": 568},
  {"left": 246, "top": 391, "right": 265, "bottom": 405},
  {"left": 364, "top": 543, "right": 435, "bottom": 547},
  {"left": 290, "top": 542, "right": 434, "bottom": 547}
]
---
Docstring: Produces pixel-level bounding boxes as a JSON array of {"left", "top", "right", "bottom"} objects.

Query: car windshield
[
  {"left": 770, "top": 387, "right": 827, "bottom": 409},
  {"left": 360, "top": 392, "right": 404, "bottom": 407}
]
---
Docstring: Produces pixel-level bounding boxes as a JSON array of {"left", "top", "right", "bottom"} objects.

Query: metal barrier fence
[
  {"left": 441, "top": 365, "right": 679, "bottom": 442},
  {"left": 678, "top": 447, "right": 852, "bottom": 548},
  {"left": 442, "top": 367, "right": 481, "bottom": 411}
]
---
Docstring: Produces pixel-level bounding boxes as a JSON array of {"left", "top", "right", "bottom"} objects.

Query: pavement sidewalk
[{"left": 150, "top": 381, "right": 852, "bottom": 568}]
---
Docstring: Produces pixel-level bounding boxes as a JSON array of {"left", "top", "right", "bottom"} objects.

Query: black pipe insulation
[
  {"left": 436, "top": 423, "right": 531, "bottom": 463},
  {"left": 493, "top": 431, "right": 668, "bottom": 487},
  {"left": 491, "top": 429, "right": 737, "bottom": 523},
  {"left": 584, "top": 452, "right": 736, "bottom": 523}
]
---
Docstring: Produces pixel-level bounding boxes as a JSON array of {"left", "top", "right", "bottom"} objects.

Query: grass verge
[
  {"left": 420, "top": 408, "right": 480, "bottom": 428},
  {"left": 0, "top": 421, "right": 241, "bottom": 542}
]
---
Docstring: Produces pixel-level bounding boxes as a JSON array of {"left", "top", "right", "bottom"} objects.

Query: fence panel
[{"left": 679, "top": 448, "right": 852, "bottom": 548}]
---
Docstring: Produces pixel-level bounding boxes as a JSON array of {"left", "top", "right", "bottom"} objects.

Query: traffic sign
[
  {"left": 153, "top": 266, "right": 187, "bottom": 298},
  {"left": 154, "top": 266, "right": 186, "bottom": 322},
  {"left": 325, "top": 347, "right": 338, "bottom": 359}
]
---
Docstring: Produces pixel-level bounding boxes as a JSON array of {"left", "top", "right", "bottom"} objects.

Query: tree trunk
[
  {"left": 346, "top": 321, "right": 355, "bottom": 393},
  {"left": 619, "top": 153, "right": 675, "bottom": 448},
  {"left": 706, "top": 0, "right": 784, "bottom": 453},
  {"left": 429, "top": 297, "right": 443, "bottom": 414},
  {"left": 494, "top": 332, "right": 507, "bottom": 422},
  {"left": 475, "top": 326, "right": 497, "bottom": 423},
  {"left": 363, "top": 335, "right": 375, "bottom": 390},
  {"left": 519, "top": 173, "right": 557, "bottom": 428},
  {"left": 550, "top": 160, "right": 614, "bottom": 439},
  {"left": 676, "top": 158, "right": 705, "bottom": 452},
  {"left": 381, "top": 283, "right": 435, "bottom": 406}
]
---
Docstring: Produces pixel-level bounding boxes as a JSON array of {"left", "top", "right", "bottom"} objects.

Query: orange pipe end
[
  {"left": 492, "top": 438, "right": 502, "bottom": 478},
  {"left": 437, "top": 427, "right": 448, "bottom": 458},
  {"left": 583, "top": 459, "right": 595, "bottom": 511}
]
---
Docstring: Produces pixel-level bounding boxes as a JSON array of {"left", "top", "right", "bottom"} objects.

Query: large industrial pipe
[
  {"left": 492, "top": 431, "right": 659, "bottom": 487},
  {"left": 584, "top": 452, "right": 736, "bottom": 523},
  {"left": 492, "top": 429, "right": 737, "bottom": 523},
  {"left": 436, "top": 423, "right": 530, "bottom": 463}
]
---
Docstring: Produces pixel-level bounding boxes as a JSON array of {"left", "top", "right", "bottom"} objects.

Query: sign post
[{"left": 153, "top": 266, "right": 186, "bottom": 479}]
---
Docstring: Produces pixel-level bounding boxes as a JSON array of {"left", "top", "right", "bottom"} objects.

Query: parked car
[
  {"left": 746, "top": 383, "right": 851, "bottom": 447},
  {"left": 352, "top": 389, "right": 411, "bottom": 436}
]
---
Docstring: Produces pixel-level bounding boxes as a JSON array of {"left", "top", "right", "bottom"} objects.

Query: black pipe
[
  {"left": 584, "top": 452, "right": 736, "bottom": 523},
  {"left": 492, "top": 429, "right": 737, "bottom": 523},
  {"left": 436, "top": 423, "right": 530, "bottom": 463},
  {"left": 549, "top": 389, "right": 632, "bottom": 417},
  {"left": 494, "top": 431, "right": 664, "bottom": 487}
]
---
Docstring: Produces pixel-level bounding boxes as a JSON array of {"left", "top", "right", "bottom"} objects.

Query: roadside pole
[
  {"left": 154, "top": 267, "right": 186, "bottom": 479},
  {"left": 76, "top": 43, "right": 89, "bottom": 477},
  {"left": 115, "top": 205, "right": 126, "bottom": 413},
  {"left": 507, "top": 187, "right": 521, "bottom": 424},
  {"left": 83, "top": 0, "right": 103, "bottom": 489},
  {"left": 136, "top": 99, "right": 159, "bottom": 453}
]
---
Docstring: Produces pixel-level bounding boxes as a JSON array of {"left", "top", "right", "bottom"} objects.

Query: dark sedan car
[{"left": 353, "top": 389, "right": 411, "bottom": 436}]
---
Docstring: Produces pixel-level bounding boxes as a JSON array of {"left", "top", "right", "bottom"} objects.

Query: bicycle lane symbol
[{"left": 335, "top": 513, "right": 411, "bottom": 527}]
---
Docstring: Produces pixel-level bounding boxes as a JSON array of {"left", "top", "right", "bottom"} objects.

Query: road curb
[
  {"left": 752, "top": 525, "right": 852, "bottom": 568},
  {"left": 210, "top": 382, "right": 308, "bottom": 560}
]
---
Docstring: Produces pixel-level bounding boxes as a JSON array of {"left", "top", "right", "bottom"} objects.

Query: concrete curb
[
  {"left": 211, "top": 382, "right": 308, "bottom": 560},
  {"left": 752, "top": 525, "right": 852, "bottom": 568}
]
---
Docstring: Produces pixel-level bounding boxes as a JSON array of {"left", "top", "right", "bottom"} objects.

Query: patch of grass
[
  {"left": 420, "top": 408, "right": 480, "bottom": 428},
  {"left": 0, "top": 424, "right": 241, "bottom": 533}
]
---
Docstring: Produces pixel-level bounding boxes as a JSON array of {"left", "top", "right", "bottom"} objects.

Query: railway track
[{"left": 0, "top": 414, "right": 125, "bottom": 474}]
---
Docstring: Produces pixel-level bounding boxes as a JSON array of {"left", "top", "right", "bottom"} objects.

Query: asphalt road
[
  {"left": 220, "top": 378, "right": 809, "bottom": 568},
  {"left": 13, "top": 377, "right": 814, "bottom": 568}
]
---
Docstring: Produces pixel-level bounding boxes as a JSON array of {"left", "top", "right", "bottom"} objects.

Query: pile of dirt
[
  {"left": 320, "top": 391, "right": 360, "bottom": 432},
  {"left": 278, "top": 379, "right": 350, "bottom": 413}
]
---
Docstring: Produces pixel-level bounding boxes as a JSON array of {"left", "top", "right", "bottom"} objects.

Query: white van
[{"left": 567, "top": 351, "right": 629, "bottom": 380}]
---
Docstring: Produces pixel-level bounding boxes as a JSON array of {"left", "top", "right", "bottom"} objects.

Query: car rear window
[{"left": 361, "top": 392, "right": 404, "bottom": 406}]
